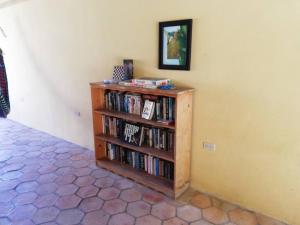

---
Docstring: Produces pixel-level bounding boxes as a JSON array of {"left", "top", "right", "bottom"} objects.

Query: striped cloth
[{"left": 0, "top": 50, "right": 10, "bottom": 118}]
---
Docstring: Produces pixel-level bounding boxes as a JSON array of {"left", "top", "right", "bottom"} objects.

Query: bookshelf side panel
[
  {"left": 91, "top": 87, "right": 106, "bottom": 159},
  {"left": 174, "top": 92, "right": 193, "bottom": 195}
]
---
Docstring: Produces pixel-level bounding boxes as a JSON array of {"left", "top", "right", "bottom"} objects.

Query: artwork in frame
[{"left": 159, "top": 19, "right": 192, "bottom": 70}]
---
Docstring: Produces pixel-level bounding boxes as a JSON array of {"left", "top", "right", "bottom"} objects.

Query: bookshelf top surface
[{"left": 90, "top": 82, "right": 194, "bottom": 96}]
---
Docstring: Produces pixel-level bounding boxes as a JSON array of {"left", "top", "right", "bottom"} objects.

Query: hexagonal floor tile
[
  {"left": 37, "top": 173, "right": 58, "bottom": 184},
  {"left": 0, "top": 218, "right": 11, "bottom": 225},
  {"left": 103, "top": 199, "right": 127, "bottom": 214},
  {"left": 164, "top": 217, "right": 188, "bottom": 225},
  {"left": 229, "top": 208, "right": 257, "bottom": 225},
  {"left": 0, "top": 202, "right": 14, "bottom": 216},
  {"left": 74, "top": 175, "right": 95, "bottom": 187},
  {"left": 56, "top": 184, "right": 78, "bottom": 196},
  {"left": 82, "top": 210, "right": 110, "bottom": 225},
  {"left": 114, "top": 179, "right": 135, "bottom": 190},
  {"left": 191, "top": 193, "right": 212, "bottom": 209},
  {"left": 36, "top": 183, "right": 58, "bottom": 195},
  {"left": 16, "top": 181, "right": 39, "bottom": 193},
  {"left": 34, "top": 194, "right": 58, "bottom": 208},
  {"left": 38, "top": 165, "right": 57, "bottom": 174},
  {"left": 108, "top": 213, "right": 135, "bottom": 225},
  {"left": 98, "top": 187, "right": 120, "bottom": 200},
  {"left": 32, "top": 206, "right": 59, "bottom": 224},
  {"left": 55, "top": 194, "right": 81, "bottom": 209},
  {"left": 1, "top": 171, "right": 23, "bottom": 180},
  {"left": 74, "top": 167, "right": 92, "bottom": 177},
  {"left": 8, "top": 204, "right": 37, "bottom": 221},
  {"left": 136, "top": 215, "right": 161, "bottom": 225},
  {"left": 0, "top": 190, "right": 17, "bottom": 203},
  {"left": 177, "top": 205, "right": 202, "bottom": 222},
  {"left": 190, "top": 220, "right": 214, "bottom": 225},
  {"left": 203, "top": 207, "right": 229, "bottom": 224},
  {"left": 77, "top": 185, "right": 99, "bottom": 198},
  {"left": 151, "top": 202, "right": 176, "bottom": 220},
  {"left": 71, "top": 160, "right": 90, "bottom": 168},
  {"left": 12, "top": 192, "right": 38, "bottom": 205},
  {"left": 143, "top": 190, "right": 165, "bottom": 204},
  {"left": 55, "top": 166, "right": 74, "bottom": 175},
  {"left": 79, "top": 197, "right": 104, "bottom": 212},
  {"left": 127, "top": 200, "right": 151, "bottom": 217},
  {"left": 91, "top": 169, "right": 109, "bottom": 179},
  {"left": 56, "top": 208, "right": 84, "bottom": 225},
  {"left": 94, "top": 177, "right": 114, "bottom": 188},
  {"left": 212, "top": 198, "right": 237, "bottom": 212},
  {"left": 54, "top": 174, "right": 76, "bottom": 185},
  {"left": 120, "top": 188, "right": 142, "bottom": 202}
]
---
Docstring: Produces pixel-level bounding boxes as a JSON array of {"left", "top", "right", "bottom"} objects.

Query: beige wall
[{"left": 0, "top": 0, "right": 299, "bottom": 224}]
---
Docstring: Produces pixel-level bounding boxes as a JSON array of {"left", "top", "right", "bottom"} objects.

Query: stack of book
[
  {"left": 105, "top": 91, "right": 142, "bottom": 115},
  {"left": 102, "top": 116, "right": 174, "bottom": 151},
  {"left": 106, "top": 143, "right": 174, "bottom": 180},
  {"left": 105, "top": 91, "right": 175, "bottom": 122}
]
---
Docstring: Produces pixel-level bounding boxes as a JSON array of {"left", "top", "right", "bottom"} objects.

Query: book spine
[
  {"left": 163, "top": 98, "right": 167, "bottom": 120},
  {"left": 156, "top": 101, "right": 160, "bottom": 120},
  {"left": 156, "top": 158, "right": 159, "bottom": 176}
]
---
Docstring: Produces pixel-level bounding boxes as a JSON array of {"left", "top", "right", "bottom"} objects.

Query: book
[
  {"left": 123, "top": 122, "right": 141, "bottom": 146},
  {"left": 141, "top": 100, "right": 155, "bottom": 120}
]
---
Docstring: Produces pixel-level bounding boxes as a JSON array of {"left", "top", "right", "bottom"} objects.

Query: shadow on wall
[{"left": 0, "top": 0, "right": 30, "bottom": 9}]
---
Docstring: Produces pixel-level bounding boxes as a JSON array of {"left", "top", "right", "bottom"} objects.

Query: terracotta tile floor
[{"left": 0, "top": 119, "right": 288, "bottom": 225}]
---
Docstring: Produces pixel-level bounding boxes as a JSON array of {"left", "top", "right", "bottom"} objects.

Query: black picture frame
[{"left": 159, "top": 19, "right": 192, "bottom": 71}]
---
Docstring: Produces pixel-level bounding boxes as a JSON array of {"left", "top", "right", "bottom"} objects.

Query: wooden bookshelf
[{"left": 90, "top": 82, "right": 193, "bottom": 198}]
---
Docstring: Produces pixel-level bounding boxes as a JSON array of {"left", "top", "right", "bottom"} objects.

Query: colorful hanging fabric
[{"left": 0, "top": 49, "right": 10, "bottom": 118}]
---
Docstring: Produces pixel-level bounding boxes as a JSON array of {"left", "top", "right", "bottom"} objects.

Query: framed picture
[{"left": 159, "top": 19, "right": 192, "bottom": 70}]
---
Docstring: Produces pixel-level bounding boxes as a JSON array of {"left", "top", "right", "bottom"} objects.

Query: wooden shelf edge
[
  {"left": 94, "top": 109, "right": 175, "bottom": 130},
  {"left": 90, "top": 82, "right": 194, "bottom": 97},
  {"left": 96, "top": 158, "right": 174, "bottom": 198},
  {"left": 95, "top": 135, "right": 174, "bottom": 162}
]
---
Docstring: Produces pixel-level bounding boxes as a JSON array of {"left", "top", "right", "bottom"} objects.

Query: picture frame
[{"left": 159, "top": 19, "right": 192, "bottom": 70}]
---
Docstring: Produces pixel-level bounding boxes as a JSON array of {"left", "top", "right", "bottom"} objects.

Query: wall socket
[{"left": 203, "top": 142, "right": 216, "bottom": 151}]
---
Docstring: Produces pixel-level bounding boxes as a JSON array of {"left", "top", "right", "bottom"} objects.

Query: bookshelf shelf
[
  {"left": 90, "top": 82, "right": 194, "bottom": 198},
  {"left": 95, "top": 134, "right": 174, "bottom": 162},
  {"left": 94, "top": 109, "right": 175, "bottom": 130},
  {"left": 96, "top": 158, "right": 174, "bottom": 196}
]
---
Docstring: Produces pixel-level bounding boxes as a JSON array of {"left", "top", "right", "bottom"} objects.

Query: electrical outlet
[{"left": 203, "top": 142, "right": 216, "bottom": 151}]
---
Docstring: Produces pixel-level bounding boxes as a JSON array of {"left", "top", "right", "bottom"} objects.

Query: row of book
[
  {"left": 102, "top": 116, "right": 174, "bottom": 151},
  {"left": 106, "top": 143, "right": 174, "bottom": 180},
  {"left": 104, "top": 91, "right": 175, "bottom": 121}
]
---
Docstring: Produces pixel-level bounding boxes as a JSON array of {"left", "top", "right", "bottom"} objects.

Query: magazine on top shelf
[{"left": 131, "top": 77, "right": 171, "bottom": 86}]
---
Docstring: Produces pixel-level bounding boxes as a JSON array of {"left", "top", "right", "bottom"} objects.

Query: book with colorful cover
[{"left": 141, "top": 100, "right": 155, "bottom": 120}]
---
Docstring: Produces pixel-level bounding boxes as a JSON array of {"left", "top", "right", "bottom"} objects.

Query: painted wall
[{"left": 0, "top": 0, "right": 299, "bottom": 224}]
